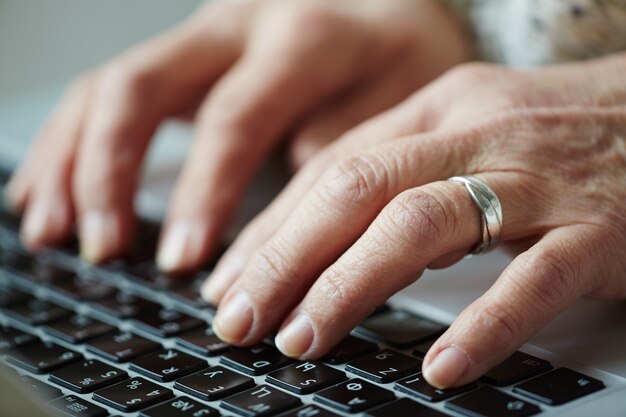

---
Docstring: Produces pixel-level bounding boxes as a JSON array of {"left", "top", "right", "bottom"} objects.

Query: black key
[
  {"left": 446, "top": 387, "right": 541, "bottom": 417},
  {"left": 4, "top": 297, "right": 73, "bottom": 325},
  {"left": 346, "top": 349, "right": 421, "bottom": 383},
  {"left": 365, "top": 398, "right": 452, "bottom": 417},
  {"left": 24, "top": 262, "right": 74, "bottom": 285},
  {"left": 0, "top": 287, "right": 30, "bottom": 307},
  {"left": 48, "top": 395, "right": 108, "bottom": 417},
  {"left": 86, "top": 331, "right": 160, "bottom": 363},
  {"left": 128, "top": 262, "right": 180, "bottom": 290},
  {"left": 513, "top": 367, "right": 605, "bottom": 405},
  {"left": 278, "top": 405, "right": 341, "bottom": 417},
  {"left": 221, "top": 343, "right": 294, "bottom": 376},
  {"left": 49, "top": 359, "right": 128, "bottom": 393},
  {"left": 140, "top": 396, "right": 219, "bottom": 417},
  {"left": 20, "top": 375, "right": 63, "bottom": 400},
  {"left": 314, "top": 378, "right": 395, "bottom": 413},
  {"left": 355, "top": 309, "right": 445, "bottom": 348},
  {"left": 133, "top": 308, "right": 204, "bottom": 337},
  {"left": 175, "top": 327, "right": 230, "bottom": 356},
  {"left": 0, "top": 326, "right": 37, "bottom": 351},
  {"left": 169, "top": 278, "right": 213, "bottom": 309},
  {"left": 412, "top": 339, "right": 436, "bottom": 359},
  {"left": 92, "top": 291, "right": 160, "bottom": 319},
  {"left": 175, "top": 366, "right": 255, "bottom": 401},
  {"left": 267, "top": 361, "right": 347, "bottom": 394},
  {"left": 44, "top": 315, "right": 116, "bottom": 343},
  {"left": 93, "top": 377, "right": 174, "bottom": 412},
  {"left": 130, "top": 348, "right": 207, "bottom": 382},
  {"left": 483, "top": 351, "right": 552, "bottom": 386},
  {"left": 7, "top": 340, "right": 82, "bottom": 373},
  {"left": 395, "top": 373, "right": 476, "bottom": 402},
  {"left": 0, "top": 249, "right": 31, "bottom": 270},
  {"left": 322, "top": 335, "right": 378, "bottom": 365},
  {"left": 221, "top": 384, "right": 301, "bottom": 417},
  {"left": 52, "top": 274, "right": 116, "bottom": 301}
]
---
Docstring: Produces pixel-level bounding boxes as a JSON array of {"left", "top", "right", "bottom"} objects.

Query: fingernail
[
  {"left": 80, "top": 211, "right": 117, "bottom": 264},
  {"left": 157, "top": 220, "right": 201, "bottom": 273},
  {"left": 275, "top": 312, "right": 314, "bottom": 358},
  {"left": 213, "top": 291, "right": 253, "bottom": 344},
  {"left": 202, "top": 256, "right": 245, "bottom": 304},
  {"left": 423, "top": 346, "right": 470, "bottom": 389},
  {"left": 21, "top": 199, "right": 54, "bottom": 250}
]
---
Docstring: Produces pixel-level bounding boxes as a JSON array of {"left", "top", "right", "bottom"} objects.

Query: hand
[
  {"left": 204, "top": 55, "right": 626, "bottom": 388},
  {"left": 5, "top": 0, "right": 468, "bottom": 273}
]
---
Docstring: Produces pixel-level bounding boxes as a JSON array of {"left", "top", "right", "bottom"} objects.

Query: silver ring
[{"left": 448, "top": 175, "right": 503, "bottom": 255}]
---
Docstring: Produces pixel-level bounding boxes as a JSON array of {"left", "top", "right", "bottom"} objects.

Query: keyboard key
[
  {"left": 43, "top": 315, "right": 116, "bottom": 343},
  {"left": 365, "top": 398, "right": 452, "bottom": 417},
  {"left": 278, "top": 405, "right": 341, "bottom": 417},
  {"left": 221, "top": 343, "right": 294, "bottom": 375},
  {"left": 395, "top": 373, "right": 476, "bottom": 402},
  {"left": 140, "top": 396, "right": 219, "bottom": 417},
  {"left": 346, "top": 349, "right": 421, "bottom": 383},
  {"left": 221, "top": 384, "right": 301, "bottom": 417},
  {"left": 20, "top": 375, "right": 63, "bottom": 400},
  {"left": 24, "top": 262, "right": 74, "bottom": 285},
  {"left": 48, "top": 395, "right": 108, "bottom": 417},
  {"left": 267, "top": 361, "right": 347, "bottom": 394},
  {"left": 175, "top": 366, "right": 255, "bottom": 401},
  {"left": 175, "top": 327, "right": 230, "bottom": 356},
  {"left": 93, "top": 377, "right": 174, "bottom": 412},
  {"left": 49, "top": 359, "right": 128, "bottom": 393},
  {"left": 92, "top": 291, "right": 160, "bottom": 319},
  {"left": 169, "top": 278, "right": 213, "bottom": 309},
  {"left": 322, "top": 335, "right": 378, "bottom": 365},
  {"left": 0, "top": 326, "right": 37, "bottom": 351},
  {"left": 0, "top": 287, "right": 30, "bottom": 307},
  {"left": 7, "top": 340, "right": 82, "bottom": 373},
  {"left": 355, "top": 309, "right": 445, "bottom": 348},
  {"left": 133, "top": 308, "right": 204, "bottom": 337},
  {"left": 4, "top": 297, "right": 73, "bottom": 325},
  {"left": 130, "top": 349, "right": 207, "bottom": 382},
  {"left": 86, "top": 331, "right": 160, "bottom": 363},
  {"left": 483, "top": 351, "right": 552, "bottom": 386},
  {"left": 52, "top": 274, "right": 116, "bottom": 301},
  {"left": 412, "top": 339, "right": 436, "bottom": 359},
  {"left": 446, "top": 387, "right": 541, "bottom": 417},
  {"left": 513, "top": 367, "right": 605, "bottom": 405},
  {"left": 314, "top": 378, "right": 395, "bottom": 413},
  {"left": 0, "top": 249, "right": 31, "bottom": 269}
]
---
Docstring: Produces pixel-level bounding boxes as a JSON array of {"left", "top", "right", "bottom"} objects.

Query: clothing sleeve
[{"left": 442, "top": 0, "right": 626, "bottom": 68}]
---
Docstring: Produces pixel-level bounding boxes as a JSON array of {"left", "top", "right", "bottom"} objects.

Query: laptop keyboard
[{"left": 0, "top": 173, "right": 610, "bottom": 417}]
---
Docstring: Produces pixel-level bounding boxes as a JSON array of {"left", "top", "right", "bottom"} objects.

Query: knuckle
[
  {"left": 381, "top": 187, "right": 459, "bottom": 247},
  {"left": 248, "top": 239, "right": 296, "bottom": 286},
  {"left": 268, "top": 3, "right": 347, "bottom": 45},
  {"left": 314, "top": 270, "right": 356, "bottom": 313},
  {"left": 98, "top": 59, "right": 156, "bottom": 104},
  {"left": 512, "top": 246, "right": 578, "bottom": 307},
  {"left": 317, "top": 153, "right": 390, "bottom": 210},
  {"left": 473, "top": 300, "right": 522, "bottom": 347}
]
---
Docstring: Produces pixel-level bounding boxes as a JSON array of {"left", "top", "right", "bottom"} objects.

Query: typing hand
[
  {"left": 5, "top": 0, "right": 468, "bottom": 272},
  {"left": 205, "top": 57, "right": 626, "bottom": 388}
]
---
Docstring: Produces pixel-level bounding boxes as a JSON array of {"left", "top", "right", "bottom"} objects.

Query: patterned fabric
[{"left": 445, "top": 0, "right": 626, "bottom": 67}]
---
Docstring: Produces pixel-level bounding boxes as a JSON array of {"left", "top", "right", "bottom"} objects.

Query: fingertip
[
  {"left": 422, "top": 345, "right": 470, "bottom": 389},
  {"left": 20, "top": 196, "right": 72, "bottom": 252},
  {"left": 213, "top": 290, "right": 254, "bottom": 345},
  {"left": 79, "top": 210, "right": 124, "bottom": 264},
  {"left": 201, "top": 254, "right": 246, "bottom": 305},
  {"left": 275, "top": 312, "right": 314, "bottom": 358},
  {"left": 157, "top": 219, "right": 211, "bottom": 274}
]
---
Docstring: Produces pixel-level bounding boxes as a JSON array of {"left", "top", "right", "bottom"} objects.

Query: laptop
[{"left": 1, "top": 1, "right": 625, "bottom": 416}]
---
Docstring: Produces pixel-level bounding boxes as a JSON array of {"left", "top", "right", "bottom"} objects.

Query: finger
[
  {"left": 201, "top": 77, "right": 443, "bottom": 303},
  {"left": 73, "top": 6, "right": 244, "bottom": 264},
  {"left": 210, "top": 131, "right": 483, "bottom": 345},
  {"left": 158, "top": 6, "right": 371, "bottom": 274},
  {"left": 9, "top": 76, "right": 94, "bottom": 250},
  {"left": 422, "top": 224, "right": 601, "bottom": 388},
  {"left": 273, "top": 171, "right": 541, "bottom": 358}
]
